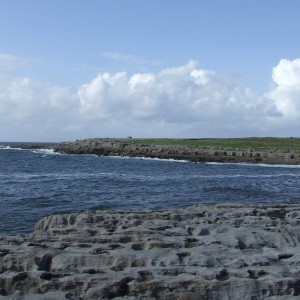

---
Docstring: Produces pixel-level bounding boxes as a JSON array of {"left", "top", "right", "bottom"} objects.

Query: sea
[{"left": 1, "top": 143, "right": 300, "bottom": 236}]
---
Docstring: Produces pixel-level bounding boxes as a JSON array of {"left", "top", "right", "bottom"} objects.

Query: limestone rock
[{"left": 1, "top": 204, "right": 300, "bottom": 299}]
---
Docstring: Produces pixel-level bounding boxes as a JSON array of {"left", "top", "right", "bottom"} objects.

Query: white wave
[
  {"left": 256, "top": 163, "right": 300, "bottom": 169},
  {"left": 136, "top": 156, "right": 188, "bottom": 163},
  {"left": 0, "top": 145, "right": 57, "bottom": 155},
  {"left": 108, "top": 155, "right": 131, "bottom": 159},
  {"left": 0, "top": 145, "right": 22, "bottom": 150},
  {"left": 108, "top": 155, "right": 188, "bottom": 163},
  {"left": 186, "top": 173, "right": 300, "bottom": 180},
  {"left": 32, "top": 148, "right": 60, "bottom": 155},
  {"left": 0, "top": 171, "right": 118, "bottom": 181},
  {"left": 0, "top": 144, "right": 62, "bottom": 155},
  {"left": 205, "top": 161, "right": 300, "bottom": 169}
]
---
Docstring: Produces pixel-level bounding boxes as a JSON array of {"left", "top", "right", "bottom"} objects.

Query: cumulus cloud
[
  {"left": 0, "top": 77, "right": 74, "bottom": 118},
  {"left": 272, "top": 59, "right": 300, "bottom": 88},
  {"left": 0, "top": 75, "right": 78, "bottom": 141},
  {"left": 1, "top": 58, "right": 300, "bottom": 141},
  {"left": 266, "top": 59, "right": 300, "bottom": 119},
  {"left": 77, "top": 60, "right": 269, "bottom": 127}
]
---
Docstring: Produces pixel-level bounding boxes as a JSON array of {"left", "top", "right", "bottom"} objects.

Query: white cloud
[
  {"left": 77, "top": 72, "right": 129, "bottom": 120},
  {"left": 101, "top": 52, "right": 136, "bottom": 61},
  {"left": 266, "top": 58, "right": 300, "bottom": 119},
  {"left": 190, "top": 69, "right": 215, "bottom": 85},
  {"left": 1, "top": 58, "right": 300, "bottom": 141},
  {"left": 76, "top": 60, "right": 268, "bottom": 128},
  {"left": 100, "top": 51, "right": 159, "bottom": 66},
  {"left": 0, "top": 75, "right": 77, "bottom": 141},
  {"left": 0, "top": 54, "right": 28, "bottom": 70},
  {"left": 0, "top": 77, "right": 75, "bottom": 118},
  {"left": 272, "top": 59, "right": 300, "bottom": 88}
]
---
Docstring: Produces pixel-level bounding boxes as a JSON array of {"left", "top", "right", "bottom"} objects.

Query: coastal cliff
[{"left": 1, "top": 204, "right": 300, "bottom": 299}]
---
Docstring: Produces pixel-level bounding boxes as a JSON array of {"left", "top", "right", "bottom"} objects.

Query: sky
[{"left": 0, "top": 0, "right": 300, "bottom": 142}]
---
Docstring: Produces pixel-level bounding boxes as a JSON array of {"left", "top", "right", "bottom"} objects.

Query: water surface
[{"left": 1, "top": 144, "right": 300, "bottom": 236}]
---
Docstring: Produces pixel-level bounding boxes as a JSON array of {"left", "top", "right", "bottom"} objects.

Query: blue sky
[{"left": 0, "top": 0, "right": 300, "bottom": 141}]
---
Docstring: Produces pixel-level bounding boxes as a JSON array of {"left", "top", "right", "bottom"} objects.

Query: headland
[{"left": 16, "top": 137, "right": 300, "bottom": 165}]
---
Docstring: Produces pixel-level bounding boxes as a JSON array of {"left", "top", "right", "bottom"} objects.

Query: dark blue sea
[{"left": 1, "top": 143, "right": 300, "bottom": 236}]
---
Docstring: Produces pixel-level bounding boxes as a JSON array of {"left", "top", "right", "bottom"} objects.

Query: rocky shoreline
[
  {"left": 17, "top": 138, "right": 300, "bottom": 165},
  {"left": 1, "top": 204, "right": 300, "bottom": 299}
]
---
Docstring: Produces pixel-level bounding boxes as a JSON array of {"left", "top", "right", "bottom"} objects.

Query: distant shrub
[{"left": 232, "top": 152, "right": 236, "bottom": 156}]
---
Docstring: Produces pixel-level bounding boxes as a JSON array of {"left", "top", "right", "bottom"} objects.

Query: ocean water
[{"left": 1, "top": 144, "right": 300, "bottom": 236}]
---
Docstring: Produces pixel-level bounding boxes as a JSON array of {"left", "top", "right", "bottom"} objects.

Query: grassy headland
[
  {"left": 132, "top": 137, "right": 300, "bottom": 151},
  {"left": 19, "top": 137, "right": 299, "bottom": 165}
]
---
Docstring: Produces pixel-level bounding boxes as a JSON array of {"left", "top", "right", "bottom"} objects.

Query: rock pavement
[
  {"left": 1, "top": 204, "right": 300, "bottom": 299},
  {"left": 15, "top": 138, "right": 300, "bottom": 164},
  {"left": 51, "top": 139, "right": 300, "bottom": 165}
]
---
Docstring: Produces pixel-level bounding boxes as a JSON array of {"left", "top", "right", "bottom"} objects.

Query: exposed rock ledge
[
  {"left": 1, "top": 204, "right": 300, "bottom": 299},
  {"left": 52, "top": 139, "right": 300, "bottom": 165},
  {"left": 15, "top": 138, "right": 300, "bottom": 164}
]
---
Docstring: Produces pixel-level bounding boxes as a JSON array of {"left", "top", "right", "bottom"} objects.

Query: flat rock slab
[{"left": 1, "top": 204, "right": 300, "bottom": 299}]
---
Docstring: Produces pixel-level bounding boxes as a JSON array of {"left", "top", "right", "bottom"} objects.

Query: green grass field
[{"left": 131, "top": 137, "right": 300, "bottom": 151}]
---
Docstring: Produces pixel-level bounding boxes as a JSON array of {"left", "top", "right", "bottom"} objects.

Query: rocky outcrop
[
  {"left": 13, "top": 138, "right": 300, "bottom": 164},
  {"left": 51, "top": 138, "right": 300, "bottom": 165},
  {"left": 1, "top": 204, "right": 300, "bottom": 299}
]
